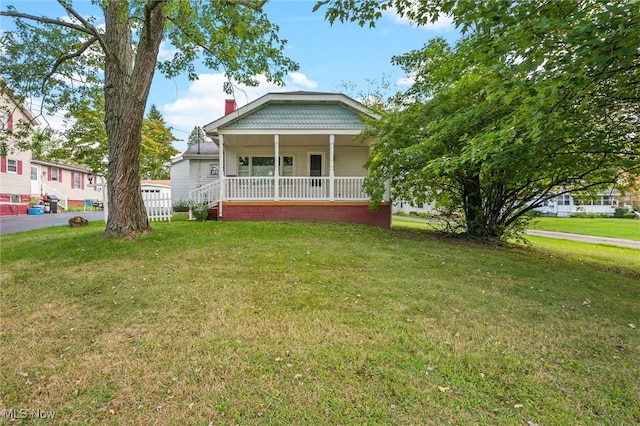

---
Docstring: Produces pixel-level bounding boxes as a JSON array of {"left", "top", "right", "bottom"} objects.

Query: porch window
[
  {"left": 237, "top": 156, "right": 294, "bottom": 177},
  {"left": 252, "top": 157, "right": 275, "bottom": 176}
]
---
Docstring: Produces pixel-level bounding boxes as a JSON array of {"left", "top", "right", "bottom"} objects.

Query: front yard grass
[
  {"left": 528, "top": 217, "right": 640, "bottom": 241},
  {"left": 1, "top": 221, "right": 638, "bottom": 425}
]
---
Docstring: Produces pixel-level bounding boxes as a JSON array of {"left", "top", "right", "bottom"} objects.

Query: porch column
[
  {"left": 329, "top": 134, "right": 335, "bottom": 201},
  {"left": 219, "top": 134, "right": 224, "bottom": 217},
  {"left": 274, "top": 134, "right": 280, "bottom": 201}
]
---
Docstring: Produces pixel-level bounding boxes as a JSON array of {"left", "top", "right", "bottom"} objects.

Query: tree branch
[
  {"left": 56, "top": 0, "right": 107, "bottom": 52},
  {"left": 0, "top": 9, "right": 94, "bottom": 37},
  {"left": 44, "top": 36, "right": 98, "bottom": 89}
]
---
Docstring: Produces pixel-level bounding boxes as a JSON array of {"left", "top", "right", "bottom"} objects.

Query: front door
[
  {"left": 310, "top": 154, "right": 322, "bottom": 187},
  {"left": 30, "top": 165, "right": 40, "bottom": 195}
]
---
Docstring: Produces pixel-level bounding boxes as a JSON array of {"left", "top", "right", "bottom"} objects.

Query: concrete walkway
[
  {"left": 393, "top": 215, "right": 640, "bottom": 249},
  {"left": 524, "top": 230, "right": 640, "bottom": 250}
]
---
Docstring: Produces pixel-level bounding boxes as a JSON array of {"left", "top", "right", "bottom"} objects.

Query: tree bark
[{"left": 102, "top": 0, "right": 167, "bottom": 238}]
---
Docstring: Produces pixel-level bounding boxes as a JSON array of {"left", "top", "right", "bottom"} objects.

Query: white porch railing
[
  {"left": 190, "top": 180, "right": 221, "bottom": 206},
  {"left": 224, "top": 176, "right": 367, "bottom": 201},
  {"left": 41, "top": 184, "right": 68, "bottom": 210}
]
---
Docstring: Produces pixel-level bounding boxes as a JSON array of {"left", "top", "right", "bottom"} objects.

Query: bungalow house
[{"left": 183, "top": 91, "right": 390, "bottom": 227}]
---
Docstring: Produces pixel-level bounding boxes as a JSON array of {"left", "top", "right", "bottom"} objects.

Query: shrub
[
  {"left": 614, "top": 207, "right": 629, "bottom": 218},
  {"left": 188, "top": 201, "right": 210, "bottom": 221},
  {"left": 173, "top": 199, "right": 189, "bottom": 213},
  {"left": 623, "top": 212, "right": 637, "bottom": 219}
]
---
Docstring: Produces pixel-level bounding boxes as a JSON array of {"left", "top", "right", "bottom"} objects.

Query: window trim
[{"left": 6, "top": 158, "right": 17, "bottom": 173}]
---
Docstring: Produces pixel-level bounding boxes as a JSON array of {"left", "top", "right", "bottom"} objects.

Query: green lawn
[
  {"left": 1, "top": 221, "right": 639, "bottom": 425},
  {"left": 529, "top": 217, "right": 640, "bottom": 241}
]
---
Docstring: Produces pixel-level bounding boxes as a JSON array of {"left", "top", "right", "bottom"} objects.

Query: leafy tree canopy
[
  {"left": 187, "top": 126, "right": 208, "bottom": 147},
  {"left": 1, "top": 0, "right": 298, "bottom": 238},
  {"left": 317, "top": 0, "right": 640, "bottom": 240}
]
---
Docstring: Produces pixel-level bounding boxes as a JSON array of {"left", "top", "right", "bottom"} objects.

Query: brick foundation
[{"left": 219, "top": 202, "right": 391, "bottom": 228}]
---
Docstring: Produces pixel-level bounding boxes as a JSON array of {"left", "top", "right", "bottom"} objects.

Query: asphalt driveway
[{"left": 0, "top": 211, "right": 106, "bottom": 235}]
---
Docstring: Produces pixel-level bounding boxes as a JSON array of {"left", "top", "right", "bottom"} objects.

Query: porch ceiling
[{"left": 221, "top": 134, "right": 365, "bottom": 147}]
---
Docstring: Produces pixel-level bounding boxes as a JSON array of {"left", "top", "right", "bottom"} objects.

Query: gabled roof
[{"left": 203, "top": 91, "right": 378, "bottom": 135}]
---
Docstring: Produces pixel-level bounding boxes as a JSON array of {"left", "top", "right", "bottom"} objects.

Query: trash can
[{"left": 48, "top": 195, "right": 59, "bottom": 213}]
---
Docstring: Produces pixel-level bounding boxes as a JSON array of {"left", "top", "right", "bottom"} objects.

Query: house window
[
  {"left": 252, "top": 157, "right": 275, "bottom": 176},
  {"left": 51, "top": 168, "right": 59, "bottom": 181},
  {"left": 238, "top": 156, "right": 294, "bottom": 177},
  {"left": 7, "top": 158, "right": 17, "bottom": 173},
  {"left": 281, "top": 156, "right": 294, "bottom": 176},
  {"left": 210, "top": 164, "right": 219, "bottom": 176},
  {"left": 238, "top": 156, "right": 250, "bottom": 177},
  {"left": 73, "top": 172, "right": 81, "bottom": 189},
  {"left": 10, "top": 194, "right": 20, "bottom": 203},
  {"left": 0, "top": 112, "right": 7, "bottom": 130},
  {"left": 557, "top": 194, "right": 571, "bottom": 206}
]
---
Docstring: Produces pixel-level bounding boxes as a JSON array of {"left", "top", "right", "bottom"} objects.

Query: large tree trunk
[
  {"left": 461, "top": 171, "right": 492, "bottom": 239},
  {"left": 102, "top": 0, "right": 167, "bottom": 238}
]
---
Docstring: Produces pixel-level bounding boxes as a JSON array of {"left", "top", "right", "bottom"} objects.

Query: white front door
[{"left": 30, "top": 165, "right": 41, "bottom": 195}]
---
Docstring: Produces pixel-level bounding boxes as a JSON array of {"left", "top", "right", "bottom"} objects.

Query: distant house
[
  {"left": 0, "top": 92, "right": 104, "bottom": 215},
  {"left": 535, "top": 190, "right": 628, "bottom": 217},
  {"left": 170, "top": 141, "right": 219, "bottom": 207},
  {"left": 171, "top": 91, "right": 391, "bottom": 227},
  {"left": 141, "top": 179, "right": 171, "bottom": 197},
  {"left": 0, "top": 91, "right": 38, "bottom": 215}
]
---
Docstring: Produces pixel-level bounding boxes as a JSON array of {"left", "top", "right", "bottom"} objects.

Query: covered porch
[{"left": 199, "top": 92, "right": 390, "bottom": 228}]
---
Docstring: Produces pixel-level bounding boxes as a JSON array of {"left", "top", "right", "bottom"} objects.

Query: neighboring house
[
  {"left": 0, "top": 91, "right": 38, "bottom": 215},
  {"left": 393, "top": 200, "right": 438, "bottom": 216},
  {"left": 535, "top": 190, "right": 628, "bottom": 217},
  {"left": 170, "top": 141, "right": 219, "bottom": 207},
  {"left": 179, "top": 91, "right": 390, "bottom": 227},
  {"left": 30, "top": 159, "right": 103, "bottom": 211},
  {"left": 141, "top": 179, "right": 171, "bottom": 198}
]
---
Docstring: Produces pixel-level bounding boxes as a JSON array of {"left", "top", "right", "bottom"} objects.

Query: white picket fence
[{"left": 142, "top": 191, "right": 172, "bottom": 222}]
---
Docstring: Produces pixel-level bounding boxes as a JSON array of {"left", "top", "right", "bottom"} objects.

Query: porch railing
[
  {"left": 190, "top": 180, "right": 221, "bottom": 206},
  {"left": 41, "top": 184, "right": 68, "bottom": 210},
  {"left": 224, "top": 176, "right": 367, "bottom": 201}
]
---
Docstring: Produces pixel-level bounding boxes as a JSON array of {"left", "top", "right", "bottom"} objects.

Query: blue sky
[{"left": 1, "top": 0, "right": 459, "bottom": 151}]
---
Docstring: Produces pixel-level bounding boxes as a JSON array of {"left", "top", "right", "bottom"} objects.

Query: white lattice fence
[{"left": 142, "top": 192, "right": 172, "bottom": 222}]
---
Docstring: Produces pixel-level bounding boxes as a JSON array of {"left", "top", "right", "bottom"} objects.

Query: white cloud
[
  {"left": 385, "top": 8, "right": 455, "bottom": 32},
  {"left": 157, "top": 41, "right": 178, "bottom": 62},
  {"left": 162, "top": 72, "right": 319, "bottom": 141}
]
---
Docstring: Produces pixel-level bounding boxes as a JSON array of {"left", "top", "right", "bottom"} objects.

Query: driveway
[
  {"left": 524, "top": 230, "right": 640, "bottom": 250},
  {"left": 0, "top": 211, "right": 106, "bottom": 236}
]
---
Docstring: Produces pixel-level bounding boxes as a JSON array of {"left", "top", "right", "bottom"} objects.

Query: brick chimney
[{"left": 225, "top": 99, "right": 237, "bottom": 115}]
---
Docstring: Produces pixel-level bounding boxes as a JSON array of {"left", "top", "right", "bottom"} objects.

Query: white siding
[
  {"left": 189, "top": 159, "right": 220, "bottom": 192},
  {"left": 0, "top": 149, "right": 31, "bottom": 197},
  {"left": 170, "top": 159, "right": 190, "bottom": 204}
]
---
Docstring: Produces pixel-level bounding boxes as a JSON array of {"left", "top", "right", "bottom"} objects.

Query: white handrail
[
  {"left": 41, "top": 184, "right": 68, "bottom": 210},
  {"left": 190, "top": 180, "right": 221, "bottom": 206},
  {"left": 223, "top": 176, "right": 367, "bottom": 201}
]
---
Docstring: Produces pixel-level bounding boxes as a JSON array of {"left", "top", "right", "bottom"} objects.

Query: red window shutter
[
  {"left": 7, "top": 115, "right": 13, "bottom": 132},
  {"left": 48, "top": 167, "right": 52, "bottom": 181},
  {"left": 59, "top": 169, "right": 62, "bottom": 183},
  {"left": 71, "top": 172, "right": 74, "bottom": 188},
  {"left": 17, "top": 160, "right": 22, "bottom": 175},
  {"left": 81, "top": 173, "right": 85, "bottom": 189},
  {"left": 1, "top": 158, "right": 6, "bottom": 173}
]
